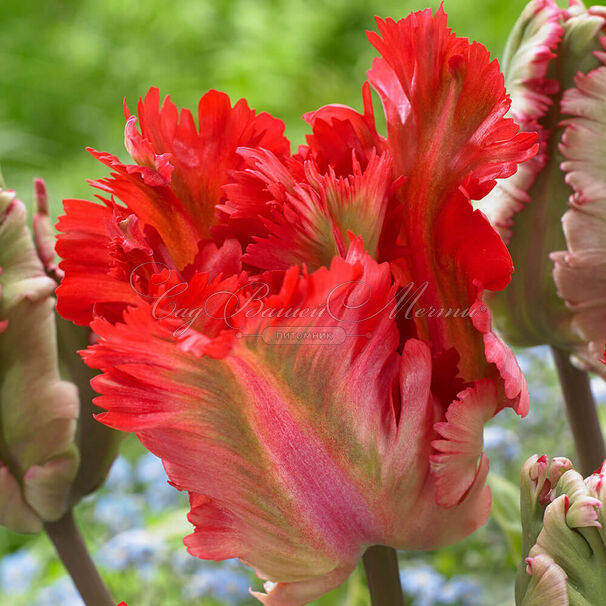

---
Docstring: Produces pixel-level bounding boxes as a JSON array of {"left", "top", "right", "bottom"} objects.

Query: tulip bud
[
  {"left": 516, "top": 455, "right": 606, "bottom": 605},
  {"left": 0, "top": 178, "right": 122, "bottom": 533},
  {"left": 0, "top": 185, "right": 79, "bottom": 532},
  {"left": 481, "top": 0, "right": 606, "bottom": 375},
  {"left": 516, "top": 455, "right": 574, "bottom": 600},
  {"left": 28, "top": 179, "right": 123, "bottom": 503}
]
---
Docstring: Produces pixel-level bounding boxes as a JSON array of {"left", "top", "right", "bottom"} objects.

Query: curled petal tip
[
  {"left": 522, "top": 454, "right": 551, "bottom": 501},
  {"left": 249, "top": 566, "right": 353, "bottom": 606},
  {"left": 34, "top": 178, "right": 49, "bottom": 215},
  {"left": 522, "top": 553, "right": 569, "bottom": 606},
  {"left": 32, "top": 181, "right": 58, "bottom": 275}
]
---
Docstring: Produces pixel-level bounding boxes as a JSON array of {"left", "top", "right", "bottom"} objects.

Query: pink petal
[
  {"left": 430, "top": 381, "right": 498, "bottom": 507},
  {"left": 552, "top": 39, "right": 606, "bottom": 375}
]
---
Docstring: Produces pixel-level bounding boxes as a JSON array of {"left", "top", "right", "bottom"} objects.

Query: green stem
[
  {"left": 551, "top": 347, "right": 606, "bottom": 476},
  {"left": 362, "top": 545, "right": 405, "bottom": 606},
  {"left": 43, "top": 509, "right": 114, "bottom": 606}
]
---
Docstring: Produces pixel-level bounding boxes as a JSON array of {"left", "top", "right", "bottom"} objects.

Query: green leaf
[{"left": 489, "top": 472, "right": 522, "bottom": 567}]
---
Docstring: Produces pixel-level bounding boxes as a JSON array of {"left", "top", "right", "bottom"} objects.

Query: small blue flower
[
  {"left": 0, "top": 549, "right": 41, "bottom": 594},
  {"left": 143, "top": 480, "right": 181, "bottom": 511},
  {"left": 104, "top": 456, "right": 133, "bottom": 493},
  {"left": 172, "top": 549, "right": 201, "bottom": 575},
  {"left": 514, "top": 351, "right": 533, "bottom": 375},
  {"left": 35, "top": 577, "right": 83, "bottom": 606},
  {"left": 515, "top": 345, "right": 551, "bottom": 375},
  {"left": 483, "top": 426, "right": 520, "bottom": 462},
  {"left": 93, "top": 493, "right": 144, "bottom": 532},
  {"left": 591, "top": 376, "right": 606, "bottom": 406},
  {"left": 223, "top": 557, "right": 251, "bottom": 573},
  {"left": 183, "top": 567, "right": 250, "bottom": 604},
  {"left": 438, "top": 576, "right": 483, "bottom": 605},
  {"left": 97, "top": 528, "right": 166, "bottom": 573},
  {"left": 136, "top": 452, "right": 182, "bottom": 511},
  {"left": 400, "top": 563, "right": 445, "bottom": 606},
  {"left": 135, "top": 452, "right": 166, "bottom": 484}
]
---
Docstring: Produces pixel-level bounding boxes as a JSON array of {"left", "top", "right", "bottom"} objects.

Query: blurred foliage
[
  {"left": 1, "top": 0, "right": 528, "bottom": 214},
  {"left": 1, "top": 2, "right": 592, "bottom": 605}
]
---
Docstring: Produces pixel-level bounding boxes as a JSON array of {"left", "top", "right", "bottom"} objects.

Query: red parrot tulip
[{"left": 56, "top": 7, "right": 535, "bottom": 604}]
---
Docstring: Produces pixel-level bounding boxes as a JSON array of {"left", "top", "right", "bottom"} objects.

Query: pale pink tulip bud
[
  {"left": 0, "top": 186, "right": 79, "bottom": 532},
  {"left": 482, "top": 0, "right": 606, "bottom": 376}
]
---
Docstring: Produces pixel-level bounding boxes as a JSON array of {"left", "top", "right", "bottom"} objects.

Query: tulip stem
[
  {"left": 551, "top": 347, "right": 606, "bottom": 476},
  {"left": 44, "top": 509, "right": 114, "bottom": 606},
  {"left": 362, "top": 545, "right": 405, "bottom": 606}
]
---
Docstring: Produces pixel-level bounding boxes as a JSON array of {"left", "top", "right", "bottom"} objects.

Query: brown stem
[
  {"left": 551, "top": 347, "right": 606, "bottom": 476},
  {"left": 44, "top": 509, "right": 114, "bottom": 606},
  {"left": 362, "top": 545, "right": 405, "bottom": 606}
]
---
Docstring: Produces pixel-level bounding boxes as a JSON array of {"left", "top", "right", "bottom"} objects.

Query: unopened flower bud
[
  {"left": 517, "top": 455, "right": 606, "bottom": 605},
  {"left": 482, "top": 0, "right": 606, "bottom": 375},
  {"left": 0, "top": 187, "right": 79, "bottom": 532}
]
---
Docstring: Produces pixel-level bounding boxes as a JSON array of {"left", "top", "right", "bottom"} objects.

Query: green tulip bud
[
  {"left": 517, "top": 456, "right": 606, "bottom": 605},
  {"left": 0, "top": 178, "right": 122, "bottom": 533},
  {"left": 481, "top": 1, "right": 606, "bottom": 375},
  {"left": 0, "top": 186, "right": 79, "bottom": 532}
]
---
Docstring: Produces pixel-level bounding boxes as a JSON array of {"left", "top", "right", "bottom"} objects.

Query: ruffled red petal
[
  {"left": 367, "top": 7, "right": 533, "bottom": 410},
  {"left": 303, "top": 82, "right": 385, "bottom": 176},
  {"left": 57, "top": 89, "right": 290, "bottom": 326},
  {"left": 134, "top": 88, "right": 289, "bottom": 237},
  {"left": 55, "top": 199, "right": 142, "bottom": 325},
  {"left": 229, "top": 150, "right": 396, "bottom": 271}
]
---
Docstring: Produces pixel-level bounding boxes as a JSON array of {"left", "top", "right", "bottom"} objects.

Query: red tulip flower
[{"left": 56, "top": 7, "right": 535, "bottom": 604}]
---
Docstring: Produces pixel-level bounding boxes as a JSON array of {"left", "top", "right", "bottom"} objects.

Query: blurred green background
[
  {"left": 1, "top": 0, "right": 529, "bottom": 214},
  {"left": 2, "top": 1, "right": 583, "bottom": 605}
]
